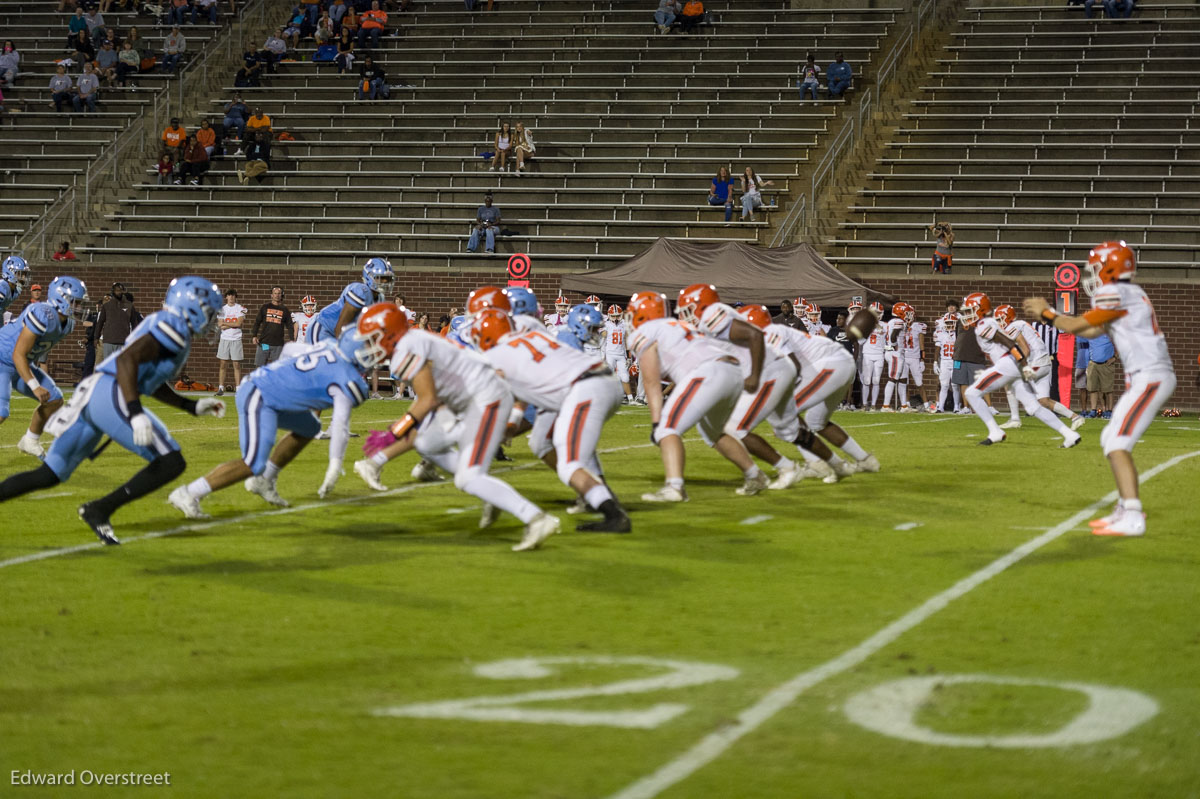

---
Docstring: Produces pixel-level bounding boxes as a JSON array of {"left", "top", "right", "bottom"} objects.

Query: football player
[
  {"left": 169, "top": 326, "right": 375, "bottom": 518},
  {"left": 504, "top": 286, "right": 548, "bottom": 333},
  {"left": 933, "top": 312, "right": 962, "bottom": 412},
  {"left": 305, "top": 257, "right": 394, "bottom": 344},
  {"left": 797, "top": 298, "right": 829, "bottom": 336},
  {"left": 960, "top": 292, "right": 1082, "bottom": 448},
  {"left": 994, "top": 305, "right": 1084, "bottom": 431},
  {"left": 292, "top": 294, "right": 318, "bottom": 343},
  {"left": 586, "top": 294, "right": 603, "bottom": 313},
  {"left": 0, "top": 275, "right": 87, "bottom": 459},
  {"left": 355, "top": 304, "right": 564, "bottom": 550},
  {"left": 626, "top": 291, "right": 762, "bottom": 502},
  {"left": 475, "top": 307, "right": 631, "bottom": 535},
  {"left": 1023, "top": 241, "right": 1173, "bottom": 536},
  {"left": 900, "top": 305, "right": 928, "bottom": 410},
  {"left": 0, "top": 277, "right": 225, "bottom": 543},
  {"left": 0, "top": 255, "right": 32, "bottom": 315},
  {"left": 859, "top": 301, "right": 886, "bottom": 410},
  {"left": 602, "top": 304, "right": 636, "bottom": 403},
  {"left": 880, "top": 302, "right": 910, "bottom": 412},
  {"left": 544, "top": 295, "right": 570, "bottom": 328}
]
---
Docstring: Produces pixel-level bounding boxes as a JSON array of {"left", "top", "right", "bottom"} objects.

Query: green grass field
[{"left": 3, "top": 395, "right": 1199, "bottom": 799}]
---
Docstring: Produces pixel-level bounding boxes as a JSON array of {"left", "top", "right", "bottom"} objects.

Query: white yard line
[
  {"left": 739, "top": 515, "right": 773, "bottom": 526},
  {"left": 0, "top": 443, "right": 658, "bottom": 570},
  {"left": 605, "top": 449, "right": 1200, "bottom": 799}
]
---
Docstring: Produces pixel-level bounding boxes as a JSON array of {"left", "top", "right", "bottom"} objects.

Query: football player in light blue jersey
[
  {"left": 0, "top": 275, "right": 87, "bottom": 459},
  {"left": 305, "top": 257, "right": 395, "bottom": 344},
  {"left": 0, "top": 255, "right": 32, "bottom": 315},
  {"left": 556, "top": 304, "right": 604, "bottom": 353},
  {"left": 169, "top": 326, "right": 379, "bottom": 518},
  {"left": 0, "top": 276, "right": 226, "bottom": 545}
]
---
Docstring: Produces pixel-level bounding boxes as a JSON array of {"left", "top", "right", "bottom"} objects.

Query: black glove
[{"left": 650, "top": 421, "right": 659, "bottom": 445}]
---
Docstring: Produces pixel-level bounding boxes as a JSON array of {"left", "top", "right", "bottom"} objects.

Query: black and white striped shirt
[{"left": 1032, "top": 321, "right": 1059, "bottom": 355}]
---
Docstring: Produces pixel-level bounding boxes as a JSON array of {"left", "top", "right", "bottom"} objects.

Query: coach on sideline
[{"left": 251, "top": 285, "right": 293, "bottom": 366}]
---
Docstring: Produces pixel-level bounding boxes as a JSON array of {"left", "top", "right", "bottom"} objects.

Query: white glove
[
  {"left": 918, "top": 361, "right": 926, "bottom": 374},
  {"left": 318, "top": 458, "right": 344, "bottom": 498},
  {"left": 1021, "top": 365, "right": 1036, "bottom": 382},
  {"left": 933, "top": 362, "right": 940, "bottom": 376},
  {"left": 131, "top": 413, "right": 154, "bottom": 446},
  {"left": 195, "top": 397, "right": 226, "bottom": 418}
]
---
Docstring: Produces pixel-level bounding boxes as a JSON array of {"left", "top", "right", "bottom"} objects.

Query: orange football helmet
[
  {"left": 606, "top": 303, "right": 623, "bottom": 320},
  {"left": 554, "top": 295, "right": 570, "bottom": 313},
  {"left": 471, "top": 307, "right": 513, "bottom": 352},
  {"left": 586, "top": 294, "right": 602, "bottom": 309},
  {"left": 869, "top": 301, "right": 885, "bottom": 318},
  {"left": 847, "top": 299, "right": 864, "bottom": 314},
  {"left": 902, "top": 304, "right": 916, "bottom": 323},
  {"left": 466, "top": 285, "right": 511, "bottom": 318},
  {"left": 891, "top": 302, "right": 909, "bottom": 320},
  {"left": 677, "top": 283, "right": 720, "bottom": 325},
  {"left": 803, "top": 301, "right": 822, "bottom": 323},
  {"left": 625, "top": 291, "right": 669, "bottom": 329},
  {"left": 993, "top": 304, "right": 1016, "bottom": 326},
  {"left": 941, "top": 312, "right": 958, "bottom": 331},
  {"left": 959, "top": 292, "right": 991, "bottom": 328},
  {"left": 301, "top": 294, "right": 318, "bottom": 313},
  {"left": 1083, "top": 240, "right": 1136, "bottom": 296},
  {"left": 356, "top": 302, "right": 409, "bottom": 366},
  {"left": 739, "top": 304, "right": 771, "bottom": 330}
]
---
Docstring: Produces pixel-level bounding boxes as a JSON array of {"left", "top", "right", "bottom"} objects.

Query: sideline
[{"left": 605, "top": 449, "right": 1200, "bottom": 799}]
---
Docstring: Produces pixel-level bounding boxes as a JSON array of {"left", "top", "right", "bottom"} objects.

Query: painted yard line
[
  {"left": 0, "top": 427, "right": 212, "bottom": 450},
  {"left": 0, "top": 442, "right": 658, "bottom": 570},
  {"left": 843, "top": 417, "right": 956, "bottom": 429},
  {"left": 606, "top": 449, "right": 1200, "bottom": 799},
  {"left": 28, "top": 490, "right": 74, "bottom": 500},
  {"left": 739, "top": 515, "right": 773, "bottom": 526}
]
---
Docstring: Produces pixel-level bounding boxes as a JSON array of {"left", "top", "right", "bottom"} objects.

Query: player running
[
  {"left": 1023, "top": 241, "right": 1174, "bottom": 536},
  {"left": 0, "top": 277, "right": 226, "bottom": 544},
  {"left": 0, "top": 255, "right": 32, "bottom": 314},
  {"left": 0, "top": 275, "right": 88, "bottom": 459},
  {"left": 994, "top": 304, "right": 1085, "bottom": 431},
  {"left": 602, "top": 304, "right": 636, "bottom": 404}
]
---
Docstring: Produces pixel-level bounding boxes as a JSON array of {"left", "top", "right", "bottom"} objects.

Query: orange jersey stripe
[
  {"left": 793, "top": 369, "right": 834, "bottom": 408},
  {"left": 737, "top": 380, "right": 775, "bottom": 430},
  {"left": 1117, "top": 381, "right": 1160, "bottom": 438},
  {"left": 666, "top": 377, "right": 704, "bottom": 430},
  {"left": 469, "top": 401, "right": 500, "bottom": 467},
  {"left": 566, "top": 400, "right": 592, "bottom": 463},
  {"left": 974, "top": 370, "right": 1003, "bottom": 393}
]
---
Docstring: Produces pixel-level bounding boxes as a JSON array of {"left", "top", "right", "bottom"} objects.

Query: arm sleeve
[
  {"left": 1082, "top": 308, "right": 1127, "bottom": 326},
  {"left": 327, "top": 385, "right": 353, "bottom": 465}
]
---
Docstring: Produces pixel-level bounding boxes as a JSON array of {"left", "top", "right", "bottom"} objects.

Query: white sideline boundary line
[
  {"left": 605, "top": 449, "right": 1200, "bottom": 799},
  {"left": 0, "top": 443, "right": 658, "bottom": 570}
]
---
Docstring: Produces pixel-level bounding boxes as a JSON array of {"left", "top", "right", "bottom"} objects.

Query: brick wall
[{"left": 33, "top": 265, "right": 1199, "bottom": 409}]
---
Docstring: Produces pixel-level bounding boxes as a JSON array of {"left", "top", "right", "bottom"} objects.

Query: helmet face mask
[
  {"left": 554, "top": 295, "right": 569, "bottom": 314},
  {"left": 471, "top": 307, "right": 512, "bottom": 351},
  {"left": 362, "top": 257, "right": 395, "bottom": 297},
  {"left": 959, "top": 292, "right": 990, "bottom": 328},
  {"left": 163, "top": 276, "right": 220, "bottom": 335},
  {"left": 1084, "top": 240, "right": 1136, "bottom": 297},
  {"left": 356, "top": 302, "right": 409, "bottom": 367},
  {"left": 869, "top": 301, "right": 884, "bottom": 318},
  {"left": 567, "top": 304, "right": 604, "bottom": 346},
  {"left": 942, "top": 312, "right": 958, "bottom": 331},
  {"left": 993, "top": 305, "right": 1016, "bottom": 327},
  {"left": 607, "top": 303, "right": 623, "bottom": 321},
  {"left": 2, "top": 256, "right": 31, "bottom": 289},
  {"left": 301, "top": 295, "right": 317, "bottom": 314},
  {"left": 676, "top": 283, "right": 718, "bottom": 326}
]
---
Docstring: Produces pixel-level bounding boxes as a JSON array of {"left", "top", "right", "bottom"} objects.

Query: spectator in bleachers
[
  {"left": 246, "top": 106, "right": 272, "bottom": 134},
  {"left": 329, "top": 0, "right": 348, "bottom": 30},
  {"left": 49, "top": 65, "right": 73, "bottom": 112},
  {"left": 156, "top": 152, "right": 176, "bottom": 184},
  {"left": 68, "top": 8, "right": 88, "bottom": 37},
  {"left": 127, "top": 26, "right": 144, "bottom": 49},
  {"left": 301, "top": 0, "right": 321, "bottom": 26},
  {"left": 797, "top": 53, "right": 820, "bottom": 102},
  {"left": 116, "top": 40, "right": 140, "bottom": 88},
  {"left": 161, "top": 117, "right": 188, "bottom": 159},
  {"left": 490, "top": 121, "right": 513, "bottom": 172},
  {"left": 513, "top": 122, "right": 536, "bottom": 175},
  {"left": 929, "top": 221, "right": 953, "bottom": 274},
  {"left": 826, "top": 51, "right": 852, "bottom": 98},
  {"left": 167, "top": 0, "right": 190, "bottom": 27},
  {"left": 357, "top": 56, "right": 388, "bottom": 100},
  {"left": 335, "top": 28, "right": 356, "bottom": 73},
  {"left": 0, "top": 40, "right": 21, "bottom": 88},
  {"left": 315, "top": 11, "right": 335, "bottom": 45},
  {"left": 84, "top": 9, "right": 107, "bottom": 44},
  {"left": 99, "top": 28, "right": 119, "bottom": 50},
  {"left": 235, "top": 43, "right": 265, "bottom": 87},
  {"left": 263, "top": 29, "right": 288, "bottom": 70},
  {"left": 69, "top": 30, "right": 97, "bottom": 65},
  {"left": 467, "top": 192, "right": 500, "bottom": 254},
  {"left": 739, "top": 166, "right": 774, "bottom": 222},
  {"left": 162, "top": 26, "right": 187, "bottom": 73},
  {"left": 341, "top": 7, "right": 361, "bottom": 39},
  {"left": 238, "top": 131, "right": 271, "bottom": 184},
  {"left": 1103, "top": 0, "right": 1135, "bottom": 17},
  {"left": 58, "top": 0, "right": 80, "bottom": 12},
  {"left": 222, "top": 94, "right": 249, "bottom": 139},
  {"left": 178, "top": 134, "right": 209, "bottom": 185},
  {"left": 196, "top": 118, "right": 216, "bottom": 155},
  {"left": 192, "top": 0, "right": 219, "bottom": 24},
  {"left": 654, "top": 0, "right": 680, "bottom": 34},
  {"left": 708, "top": 165, "right": 735, "bottom": 223},
  {"left": 96, "top": 40, "right": 118, "bottom": 86},
  {"left": 678, "top": 0, "right": 705, "bottom": 34},
  {"left": 282, "top": 9, "right": 306, "bottom": 49},
  {"left": 72, "top": 62, "right": 100, "bottom": 113},
  {"left": 357, "top": 0, "right": 387, "bottom": 49},
  {"left": 52, "top": 241, "right": 77, "bottom": 261}
]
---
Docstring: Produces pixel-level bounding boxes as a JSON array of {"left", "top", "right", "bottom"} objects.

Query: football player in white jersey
[
  {"left": 586, "top": 294, "right": 603, "bottom": 313},
  {"left": 1024, "top": 241, "right": 1175, "bottom": 536},
  {"left": 544, "top": 295, "right": 570, "bottom": 328},
  {"left": 995, "top": 305, "right": 1084, "bottom": 430},
  {"left": 355, "top": 304, "right": 562, "bottom": 552},
  {"left": 797, "top": 298, "right": 830, "bottom": 337},
  {"left": 859, "top": 301, "right": 886, "bottom": 409},
  {"left": 473, "top": 307, "right": 632, "bottom": 534},
  {"left": 900, "top": 306, "right": 928, "bottom": 410},
  {"left": 601, "top": 304, "right": 636, "bottom": 403},
  {"left": 960, "top": 292, "right": 1082, "bottom": 448},
  {"left": 292, "top": 295, "right": 318, "bottom": 343},
  {"left": 626, "top": 291, "right": 763, "bottom": 502},
  {"left": 933, "top": 312, "right": 962, "bottom": 412},
  {"left": 880, "top": 302, "right": 910, "bottom": 411}
]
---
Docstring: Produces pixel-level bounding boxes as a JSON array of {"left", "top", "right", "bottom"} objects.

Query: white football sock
[
  {"left": 1124, "top": 498, "right": 1143, "bottom": 512},
  {"left": 966, "top": 391, "right": 1005, "bottom": 438},
  {"left": 882, "top": 382, "right": 895, "bottom": 407},
  {"left": 839, "top": 437, "right": 869, "bottom": 461},
  {"left": 1029, "top": 404, "right": 1071, "bottom": 435},
  {"left": 743, "top": 465, "right": 762, "bottom": 479},
  {"left": 899, "top": 383, "right": 908, "bottom": 406},
  {"left": 264, "top": 461, "right": 281, "bottom": 482},
  {"left": 461, "top": 474, "right": 540, "bottom": 524},
  {"left": 776, "top": 456, "right": 796, "bottom": 472},
  {"left": 1049, "top": 401, "right": 1074, "bottom": 419},
  {"left": 666, "top": 476, "right": 684, "bottom": 491},
  {"left": 370, "top": 451, "right": 389, "bottom": 466},
  {"left": 1006, "top": 388, "right": 1020, "bottom": 419},
  {"left": 21, "top": 431, "right": 40, "bottom": 445},
  {"left": 584, "top": 484, "right": 612, "bottom": 509},
  {"left": 187, "top": 477, "right": 213, "bottom": 498}
]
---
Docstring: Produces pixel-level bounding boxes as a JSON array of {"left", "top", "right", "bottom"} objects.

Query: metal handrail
[{"left": 768, "top": 193, "right": 805, "bottom": 248}]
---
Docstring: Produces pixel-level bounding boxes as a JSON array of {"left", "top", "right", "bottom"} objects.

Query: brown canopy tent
[{"left": 560, "top": 238, "right": 892, "bottom": 307}]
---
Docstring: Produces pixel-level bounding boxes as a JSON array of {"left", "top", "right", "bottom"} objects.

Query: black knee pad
[
  {"left": 154, "top": 450, "right": 187, "bottom": 482},
  {"left": 794, "top": 428, "right": 817, "bottom": 450}
]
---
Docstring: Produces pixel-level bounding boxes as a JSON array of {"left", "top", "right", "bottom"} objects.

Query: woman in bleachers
[
  {"left": 930, "top": 222, "right": 954, "bottom": 274},
  {"left": 116, "top": 40, "right": 140, "bottom": 88},
  {"left": 739, "top": 167, "right": 774, "bottom": 223},
  {"left": 0, "top": 41, "right": 19, "bottom": 89},
  {"left": 490, "top": 121, "right": 513, "bottom": 173},
  {"left": 335, "top": 28, "right": 355, "bottom": 74},
  {"left": 708, "top": 165, "right": 735, "bottom": 222},
  {"left": 69, "top": 30, "right": 96, "bottom": 65},
  {"left": 513, "top": 122, "right": 536, "bottom": 175}
]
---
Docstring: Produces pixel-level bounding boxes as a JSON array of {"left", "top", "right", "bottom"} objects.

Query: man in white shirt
[{"left": 216, "top": 289, "right": 246, "bottom": 396}]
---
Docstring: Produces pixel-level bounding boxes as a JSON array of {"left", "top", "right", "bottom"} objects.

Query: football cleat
[
  {"left": 1061, "top": 431, "right": 1083, "bottom": 449},
  {"left": 16, "top": 436, "right": 45, "bottom": 460},
  {"left": 512, "top": 512, "right": 561, "bottom": 552},
  {"left": 998, "top": 420, "right": 1022, "bottom": 430},
  {"left": 167, "top": 486, "right": 209, "bottom": 519},
  {"left": 479, "top": 503, "right": 499, "bottom": 530},
  {"left": 830, "top": 458, "right": 857, "bottom": 479},
  {"left": 410, "top": 459, "right": 444, "bottom": 482},
  {"left": 767, "top": 461, "right": 805, "bottom": 490},
  {"left": 576, "top": 510, "right": 632, "bottom": 534},
  {"left": 314, "top": 428, "right": 331, "bottom": 440},
  {"left": 244, "top": 475, "right": 288, "bottom": 507},
  {"left": 565, "top": 496, "right": 589, "bottom": 515},
  {"left": 1071, "top": 415, "right": 1086, "bottom": 431},
  {"left": 78, "top": 502, "right": 120, "bottom": 545},
  {"left": 1090, "top": 505, "right": 1122, "bottom": 528},
  {"left": 735, "top": 471, "right": 770, "bottom": 496},
  {"left": 353, "top": 459, "right": 388, "bottom": 491},
  {"left": 641, "top": 485, "right": 688, "bottom": 503},
  {"left": 803, "top": 459, "right": 837, "bottom": 483},
  {"left": 977, "top": 433, "right": 1007, "bottom": 446},
  {"left": 1091, "top": 509, "right": 1146, "bottom": 537},
  {"left": 855, "top": 454, "right": 882, "bottom": 473}
]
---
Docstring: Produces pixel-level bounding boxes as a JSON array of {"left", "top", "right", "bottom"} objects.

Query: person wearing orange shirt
[
  {"left": 161, "top": 117, "right": 187, "bottom": 159},
  {"left": 245, "top": 107, "right": 272, "bottom": 134},
  {"left": 679, "top": 0, "right": 705, "bottom": 33},
  {"left": 195, "top": 118, "right": 216, "bottom": 156},
  {"left": 356, "top": 0, "right": 387, "bottom": 49}
]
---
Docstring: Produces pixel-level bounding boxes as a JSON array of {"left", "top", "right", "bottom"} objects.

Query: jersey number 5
[{"left": 294, "top": 348, "right": 339, "bottom": 371}]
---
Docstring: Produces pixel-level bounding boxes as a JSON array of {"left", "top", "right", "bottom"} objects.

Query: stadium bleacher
[
  {"left": 76, "top": 1, "right": 901, "bottom": 269},
  {"left": 826, "top": 1, "right": 1200, "bottom": 276}
]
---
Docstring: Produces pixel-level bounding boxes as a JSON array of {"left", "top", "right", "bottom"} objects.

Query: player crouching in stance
[
  {"left": 474, "top": 307, "right": 631, "bottom": 535},
  {"left": 169, "top": 325, "right": 375, "bottom": 518},
  {"left": 626, "top": 291, "right": 763, "bottom": 502},
  {"left": 356, "top": 303, "right": 565, "bottom": 551},
  {"left": 0, "top": 275, "right": 88, "bottom": 459},
  {"left": 1024, "top": 241, "right": 1175, "bottom": 537},
  {"left": 0, "top": 277, "right": 226, "bottom": 544},
  {"left": 959, "top": 292, "right": 1082, "bottom": 449}
]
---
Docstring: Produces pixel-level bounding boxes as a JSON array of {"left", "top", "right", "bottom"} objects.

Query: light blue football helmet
[
  {"left": 336, "top": 325, "right": 386, "bottom": 371},
  {"left": 362, "top": 257, "right": 395, "bottom": 297},
  {"left": 504, "top": 286, "right": 538, "bottom": 317},
  {"left": 164, "top": 276, "right": 222, "bottom": 335},
  {"left": 46, "top": 276, "right": 88, "bottom": 318},
  {"left": 567, "top": 304, "right": 604, "bottom": 347},
  {"left": 2, "top": 255, "right": 31, "bottom": 288}
]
